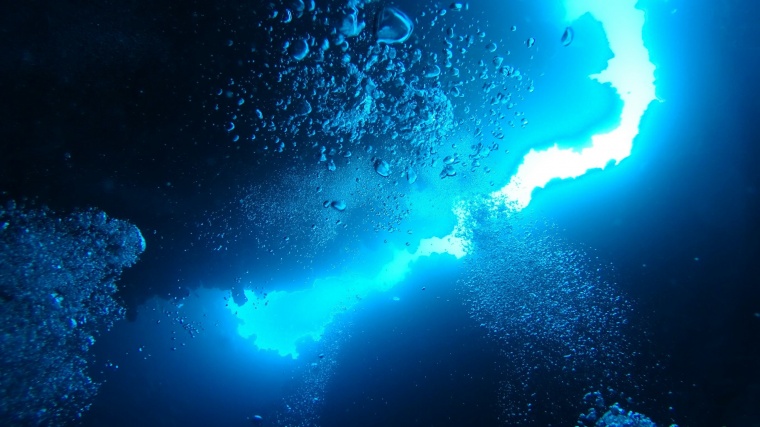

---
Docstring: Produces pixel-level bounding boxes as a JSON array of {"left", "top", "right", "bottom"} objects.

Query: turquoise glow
[
  {"left": 226, "top": 209, "right": 469, "bottom": 359},
  {"left": 492, "top": 0, "right": 658, "bottom": 212},
  {"left": 227, "top": 0, "right": 657, "bottom": 359}
]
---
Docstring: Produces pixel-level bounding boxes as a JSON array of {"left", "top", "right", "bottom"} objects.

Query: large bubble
[{"left": 375, "top": 6, "right": 413, "bottom": 44}]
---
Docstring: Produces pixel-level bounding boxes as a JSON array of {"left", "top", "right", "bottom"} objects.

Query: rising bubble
[
  {"left": 290, "top": 39, "right": 309, "bottom": 61},
  {"left": 561, "top": 27, "right": 574, "bottom": 47},
  {"left": 373, "top": 158, "right": 391, "bottom": 177},
  {"left": 375, "top": 6, "right": 414, "bottom": 44}
]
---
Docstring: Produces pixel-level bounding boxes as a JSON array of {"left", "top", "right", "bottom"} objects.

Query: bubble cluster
[
  {"left": 202, "top": 0, "right": 537, "bottom": 279},
  {"left": 578, "top": 391, "right": 678, "bottom": 427},
  {"left": 208, "top": 0, "right": 533, "bottom": 187},
  {"left": 0, "top": 201, "right": 144, "bottom": 426},
  {"left": 274, "top": 318, "right": 351, "bottom": 427},
  {"left": 198, "top": 158, "right": 415, "bottom": 277},
  {"left": 460, "top": 207, "right": 636, "bottom": 424}
]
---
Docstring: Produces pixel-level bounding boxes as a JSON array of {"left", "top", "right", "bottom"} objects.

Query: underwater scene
[{"left": 1, "top": 0, "right": 758, "bottom": 426}]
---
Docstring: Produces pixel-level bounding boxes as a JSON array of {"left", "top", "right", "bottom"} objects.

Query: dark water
[{"left": 1, "top": 0, "right": 758, "bottom": 426}]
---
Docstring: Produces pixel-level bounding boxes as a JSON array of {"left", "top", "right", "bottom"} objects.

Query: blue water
[{"left": 1, "top": 0, "right": 758, "bottom": 426}]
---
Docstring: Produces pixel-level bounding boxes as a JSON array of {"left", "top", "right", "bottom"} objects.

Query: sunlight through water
[
  {"left": 228, "top": 0, "right": 657, "bottom": 361},
  {"left": 226, "top": 205, "right": 469, "bottom": 358},
  {"left": 491, "top": 0, "right": 657, "bottom": 211}
]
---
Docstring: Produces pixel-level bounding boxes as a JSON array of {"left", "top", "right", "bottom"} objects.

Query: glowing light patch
[
  {"left": 227, "top": 0, "right": 657, "bottom": 359},
  {"left": 491, "top": 0, "right": 657, "bottom": 212},
  {"left": 376, "top": 207, "right": 468, "bottom": 291},
  {"left": 227, "top": 275, "right": 368, "bottom": 358},
  {"left": 227, "top": 209, "right": 468, "bottom": 359}
]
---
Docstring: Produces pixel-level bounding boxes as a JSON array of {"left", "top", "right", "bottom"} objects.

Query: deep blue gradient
[{"left": 1, "top": 0, "right": 758, "bottom": 426}]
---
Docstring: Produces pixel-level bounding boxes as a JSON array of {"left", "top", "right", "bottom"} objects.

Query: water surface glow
[{"left": 228, "top": 0, "right": 658, "bottom": 361}]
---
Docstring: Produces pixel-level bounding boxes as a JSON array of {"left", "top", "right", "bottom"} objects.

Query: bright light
[
  {"left": 226, "top": 206, "right": 468, "bottom": 359},
  {"left": 228, "top": 275, "right": 366, "bottom": 358},
  {"left": 490, "top": 0, "right": 657, "bottom": 212},
  {"left": 227, "top": 0, "right": 657, "bottom": 359}
]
